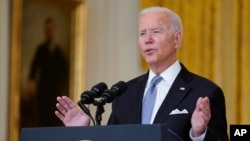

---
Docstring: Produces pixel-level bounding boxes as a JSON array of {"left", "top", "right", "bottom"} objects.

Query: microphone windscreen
[
  {"left": 111, "top": 81, "right": 127, "bottom": 96},
  {"left": 91, "top": 82, "right": 108, "bottom": 97}
]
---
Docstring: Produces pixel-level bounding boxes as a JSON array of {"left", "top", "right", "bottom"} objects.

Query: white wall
[
  {"left": 0, "top": 0, "right": 9, "bottom": 140},
  {"left": 86, "top": 0, "right": 143, "bottom": 125}
]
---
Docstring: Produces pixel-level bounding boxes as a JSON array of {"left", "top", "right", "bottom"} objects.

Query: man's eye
[
  {"left": 139, "top": 32, "right": 146, "bottom": 36},
  {"left": 153, "top": 30, "right": 160, "bottom": 33}
]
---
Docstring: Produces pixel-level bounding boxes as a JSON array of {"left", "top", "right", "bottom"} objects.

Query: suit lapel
[
  {"left": 133, "top": 73, "right": 148, "bottom": 123},
  {"left": 153, "top": 64, "right": 192, "bottom": 123}
]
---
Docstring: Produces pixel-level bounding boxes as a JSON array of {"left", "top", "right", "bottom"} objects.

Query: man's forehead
[
  {"left": 138, "top": 19, "right": 168, "bottom": 31},
  {"left": 139, "top": 12, "right": 169, "bottom": 24}
]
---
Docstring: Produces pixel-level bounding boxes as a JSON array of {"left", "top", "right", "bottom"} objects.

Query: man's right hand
[{"left": 55, "top": 96, "right": 90, "bottom": 126}]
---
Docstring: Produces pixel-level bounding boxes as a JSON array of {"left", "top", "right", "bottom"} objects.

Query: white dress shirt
[{"left": 144, "top": 60, "right": 181, "bottom": 123}]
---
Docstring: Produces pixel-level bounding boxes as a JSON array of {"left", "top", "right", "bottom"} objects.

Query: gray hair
[{"left": 139, "top": 7, "right": 183, "bottom": 34}]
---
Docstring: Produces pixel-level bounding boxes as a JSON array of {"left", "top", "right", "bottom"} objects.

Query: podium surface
[{"left": 20, "top": 124, "right": 182, "bottom": 141}]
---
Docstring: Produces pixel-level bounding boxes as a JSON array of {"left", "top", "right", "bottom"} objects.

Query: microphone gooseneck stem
[
  {"left": 92, "top": 100, "right": 106, "bottom": 126},
  {"left": 95, "top": 104, "right": 104, "bottom": 126},
  {"left": 77, "top": 101, "right": 96, "bottom": 126}
]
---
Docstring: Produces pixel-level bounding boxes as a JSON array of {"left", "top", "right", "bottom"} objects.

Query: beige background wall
[
  {"left": 86, "top": 0, "right": 142, "bottom": 124},
  {"left": 0, "top": 0, "right": 10, "bottom": 140}
]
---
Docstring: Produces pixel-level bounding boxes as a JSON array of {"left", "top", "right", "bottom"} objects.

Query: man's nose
[{"left": 145, "top": 33, "right": 153, "bottom": 44}]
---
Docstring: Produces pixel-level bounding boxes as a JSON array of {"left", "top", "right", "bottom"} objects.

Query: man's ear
[{"left": 174, "top": 31, "right": 182, "bottom": 49}]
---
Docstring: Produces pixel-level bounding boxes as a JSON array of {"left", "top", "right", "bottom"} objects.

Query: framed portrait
[{"left": 9, "top": 0, "right": 87, "bottom": 141}]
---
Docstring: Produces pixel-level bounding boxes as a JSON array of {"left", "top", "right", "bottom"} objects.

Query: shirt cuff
[{"left": 189, "top": 127, "right": 207, "bottom": 141}]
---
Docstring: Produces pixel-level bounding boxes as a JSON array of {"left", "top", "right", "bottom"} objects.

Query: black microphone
[
  {"left": 77, "top": 82, "right": 107, "bottom": 126},
  {"left": 78, "top": 82, "right": 108, "bottom": 104},
  {"left": 98, "top": 81, "right": 127, "bottom": 105}
]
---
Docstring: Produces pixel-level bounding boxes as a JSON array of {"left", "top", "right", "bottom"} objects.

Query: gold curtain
[{"left": 140, "top": 0, "right": 250, "bottom": 125}]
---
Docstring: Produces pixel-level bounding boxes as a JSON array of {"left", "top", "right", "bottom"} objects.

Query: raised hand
[
  {"left": 55, "top": 96, "right": 90, "bottom": 126},
  {"left": 191, "top": 97, "right": 211, "bottom": 137}
]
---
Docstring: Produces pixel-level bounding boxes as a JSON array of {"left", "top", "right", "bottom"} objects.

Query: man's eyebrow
[
  {"left": 151, "top": 27, "right": 163, "bottom": 31},
  {"left": 139, "top": 29, "right": 146, "bottom": 32},
  {"left": 138, "top": 27, "right": 163, "bottom": 33}
]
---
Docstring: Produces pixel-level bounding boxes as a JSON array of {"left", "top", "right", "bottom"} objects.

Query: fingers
[
  {"left": 62, "top": 96, "right": 77, "bottom": 109},
  {"left": 57, "top": 96, "right": 70, "bottom": 110},
  {"left": 55, "top": 96, "right": 74, "bottom": 117},
  {"left": 195, "top": 97, "right": 211, "bottom": 122},
  {"left": 56, "top": 102, "right": 67, "bottom": 115},
  {"left": 196, "top": 97, "right": 210, "bottom": 111},
  {"left": 201, "top": 97, "right": 210, "bottom": 117},
  {"left": 202, "top": 97, "right": 210, "bottom": 117},
  {"left": 191, "top": 97, "right": 211, "bottom": 136},
  {"left": 55, "top": 110, "right": 65, "bottom": 121}
]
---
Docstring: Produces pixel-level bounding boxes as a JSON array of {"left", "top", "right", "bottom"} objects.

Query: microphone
[
  {"left": 78, "top": 82, "right": 108, "bottom": 104},
  {"left": 97, "top": 81, "right": 127, "bottom": 105}
]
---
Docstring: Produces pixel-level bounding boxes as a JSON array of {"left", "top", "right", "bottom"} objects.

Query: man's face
[
  {"left": 138, "top": 11, "right": 180, "bottom": 68},
  {"left": 45, "top": 22, "right": 55, "bottom": 41}
]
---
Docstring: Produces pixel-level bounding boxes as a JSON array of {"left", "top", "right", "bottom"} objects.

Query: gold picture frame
[{"left": 9, "top": 0, "right": 87, "bottom": 141}]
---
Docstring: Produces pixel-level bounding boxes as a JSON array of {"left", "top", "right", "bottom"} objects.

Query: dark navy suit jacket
[{"left": 108, "top": 63, "right": 228, "bottom": 141}]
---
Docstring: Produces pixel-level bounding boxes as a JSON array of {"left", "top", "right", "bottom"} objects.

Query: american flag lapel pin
[{"left": 180, "top": 87, "right": 185, "bottom": 90}]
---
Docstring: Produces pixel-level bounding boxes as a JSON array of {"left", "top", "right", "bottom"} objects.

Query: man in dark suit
[
  {"left": 55, "top": 7, "right": 228, "bottom": 140},
  {"left": 26, "top": 17, "right": 69, "bottom": 127}
]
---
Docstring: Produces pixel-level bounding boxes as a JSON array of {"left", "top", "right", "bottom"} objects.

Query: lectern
[{"left": 20, "top": 124, "right": 183, "bottom": 141}]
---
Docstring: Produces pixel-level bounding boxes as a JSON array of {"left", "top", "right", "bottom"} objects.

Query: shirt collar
[{"left": 148, "top": 60, "right": 181, "bottom": 85}]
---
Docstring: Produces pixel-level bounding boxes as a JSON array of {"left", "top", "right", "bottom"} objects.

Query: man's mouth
[{"left": 145, "top": 49, "right": 154, "bottom": 54}]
